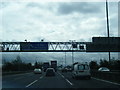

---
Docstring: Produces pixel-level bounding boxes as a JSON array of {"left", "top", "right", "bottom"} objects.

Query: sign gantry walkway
[
  {"left": 1, "top": 37, "right": 120, "bottom": 52},
  {"left": 0, "top": 42, "right": 91, "bottom": 52}
]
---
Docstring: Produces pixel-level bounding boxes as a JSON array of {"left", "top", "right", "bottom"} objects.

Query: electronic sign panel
[
  {"left": 86, "top": 44, "right": 120, "bottom": 52},
  {"left": 20, "top": 42, "right": 48, "bottom": 51}
]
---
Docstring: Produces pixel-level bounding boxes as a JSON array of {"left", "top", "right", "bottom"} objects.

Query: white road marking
[
  {"left": 26, "top": 80, "right": 38, "bottom": 87},
  {"left": 65, "top": 79, "right": 73, "bottom": 86},
  {"left": 58, "top": 72, "right": 64, "bottom": 77},
  {"left": 39, "top": 76, "right": 43, "bottom": 79},
  {"left": 58, "top": 72, "right": 73, "bottom": 86},
  {"left": 61, "top": 75, "right": 65, "bottom": 78},
  {"left": 92, "top": 77, "right": 120, "bottom": 86}
]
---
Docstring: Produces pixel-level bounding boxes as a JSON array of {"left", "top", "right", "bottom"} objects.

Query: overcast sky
[
  {"left": 1, "top": 1, "right": 118, "bottom": 42},
  {"left": 0, "top": 1, "right": 119, "bottom": 65}
]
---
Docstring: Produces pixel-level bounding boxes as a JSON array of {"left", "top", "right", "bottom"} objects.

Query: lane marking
[
  {"left": 39, "top": 76, "right": 43, "bottom": 79},
  {"left": 26, "top": 80, "right": 38, "bottom": 88},
  {"left": 58, "top": 72, "right": 73, "bottom": 86},
  {"left": 58, "top": 72, "right": 64, "bottom": 78},
  {"left": 61, "top": 75, "right": 65, "bottom": 78},
  {"left": 65, "top": 79, "right": 73, "bottom": 86},
  {"left": 92, "top": 77, "right": 120, "bottom": 86}
]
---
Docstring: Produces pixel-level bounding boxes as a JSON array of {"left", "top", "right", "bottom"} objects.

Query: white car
[
  {"left": 72, "top": 62, "right": 91, "bottom": 79},
  {"left": 98, "top": 67, "right": 110, "bottom": 72},
  {"left": 34, "top": 69, "right": 42, "bottom": 74}
]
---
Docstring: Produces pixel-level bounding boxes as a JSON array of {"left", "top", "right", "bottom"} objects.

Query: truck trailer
[
  {"left": 43, "top": 62, "right": 50, "bottom": 72},
  {"left": 51, "top": 61, "right": 57, "bottom": 72}
]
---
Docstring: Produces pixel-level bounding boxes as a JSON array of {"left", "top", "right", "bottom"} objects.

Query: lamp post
[
  {"left": 105, "top": 0, "right": 111, "bottom": 62},
  {"left": 69, "top": 40, "right": 76, "bottom": 65},
  {"left": 65, "top": 51, "right": 66, "bottom": 67}
]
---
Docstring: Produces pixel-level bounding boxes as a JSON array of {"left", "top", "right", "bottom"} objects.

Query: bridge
[
  {"left": 0, "top": 42, "right": 91, "bottom": 52},
  {"left": 0, "top": 37, "right": 120, "bottom": 52}
]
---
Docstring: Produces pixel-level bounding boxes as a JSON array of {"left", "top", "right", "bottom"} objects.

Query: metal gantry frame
[{"left": 0, "top": 42, "right": 91, "bottom": 52}]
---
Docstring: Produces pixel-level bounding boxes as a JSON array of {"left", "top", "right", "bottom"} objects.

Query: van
[{"left": 72, "top": 62, "right": 91, "bottom": 79}]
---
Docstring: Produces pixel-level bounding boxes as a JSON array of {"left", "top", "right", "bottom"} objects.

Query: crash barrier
[
  {"left": 91, "top": 70, "right": 120, "bottom": 83},
  {"left": 2, "top": 70, "right": 33, "bottom": 76}
]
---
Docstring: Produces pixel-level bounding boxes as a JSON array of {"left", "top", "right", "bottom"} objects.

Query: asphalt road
[{"left": 2, "top": 71, "right": 120, "bottom": 89}]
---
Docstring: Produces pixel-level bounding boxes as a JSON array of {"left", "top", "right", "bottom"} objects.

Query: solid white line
[
  {"left": 26, "top": 80, "right": 38, "bottom": 87},
  {"left": 65, "top": 79, "right": 73, "bottom": 86},
  {"left": 92, "top": 77, "right": 120, "bottom": 86}
]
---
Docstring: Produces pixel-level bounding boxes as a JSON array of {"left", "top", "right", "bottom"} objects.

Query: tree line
[
  {"left": 89, "top": 59, "right": 120, "bottom": 71},
  {"left": 2, "top": 56, "right": 43, "bottom": 72},
  {"left": 2, "top": 55, "right": 120, "bottom": 72}
]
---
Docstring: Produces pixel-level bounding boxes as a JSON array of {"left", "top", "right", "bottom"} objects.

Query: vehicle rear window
[
  {"left": 78, "top": 65, "right": 89, "bottom": 70},
  {"left": 84, "top": 65, "right": 89, "bottom": 70},
  {"left": 47, "top": 69, "right": 54, "bottom": 73},
  {"left": 78, "top": 65, "right": 84, "bottom": 70}
]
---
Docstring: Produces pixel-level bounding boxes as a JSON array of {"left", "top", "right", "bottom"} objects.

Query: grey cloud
[
  {"left": 0, "top": 2, "right": 10, "bottom": 9},
  {"left": 57, "top": 2, "right": 102, "bottom": 15},
  {"left": 26, "top": 2, "right": 42, "bottom": 8}
]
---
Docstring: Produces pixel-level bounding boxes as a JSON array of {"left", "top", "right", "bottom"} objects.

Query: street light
[
  {"left": 69, "top": 40, "right": 76, "bottom": 65},
  {"left": 105, "top": 0, "right": 111, "bottom": 62},
  {"left": 25, "top": 39, "right": 27, "bottom": 42},
  {"left": 65, "top": 51, "right": 66, "bottom": 67}
]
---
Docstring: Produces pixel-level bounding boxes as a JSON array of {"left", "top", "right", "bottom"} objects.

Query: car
[
  {"left": 61, "top": 68, "right": 68, "bottom": 72},
  {"left": 45, "top": 68, "right": 55, "bottom": 76},
  {"left": 72, "top": 62, "right": 91, "bottom": 79},
  {"left": 34, "top": 68, "right": 42, "bottom": 74},
  {"left": 98, "top": 67, "right": 110, "bottom": 72}
]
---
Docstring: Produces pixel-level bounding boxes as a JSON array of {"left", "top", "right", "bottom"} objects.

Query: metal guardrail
[
  {"left": 91, "top": 70, "right": 120, "bottom": 83},
  {"left": 2, "top": 71, "right": 33, "bottom": 76}
]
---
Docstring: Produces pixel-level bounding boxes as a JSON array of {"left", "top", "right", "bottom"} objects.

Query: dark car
[
  {"left": 45, "top": 68, "right": 55, "bottom": 76},
  {"left": 61, "top": 68, "right": 68, "bottom": 72}
]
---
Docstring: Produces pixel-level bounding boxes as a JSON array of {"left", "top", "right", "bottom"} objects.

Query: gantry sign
[
  {"left": 0, "top": 37, "right": 120, "bottom": 52},
  {"left": 0, "top": 42, "right": 89, "bottom": 52}
]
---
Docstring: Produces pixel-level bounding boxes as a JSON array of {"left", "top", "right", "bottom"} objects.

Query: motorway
[{"left": 2, "top": 71, "right": 120, "bottom": 89}]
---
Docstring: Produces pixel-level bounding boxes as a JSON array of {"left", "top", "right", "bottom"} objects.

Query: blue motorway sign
[{"left": 20, "top": 42, "right": 48, "bottom": 51}]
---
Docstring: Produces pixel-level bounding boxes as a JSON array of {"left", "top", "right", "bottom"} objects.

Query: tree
[
  {"left": 34, "top": 61, "right": 43, "bottom": 69},
  {"left": 89, "top": 61, "right": 99, "bottom": 70},
  {"left": 99, "top": 59, "right": 109, "bottom": 68}
]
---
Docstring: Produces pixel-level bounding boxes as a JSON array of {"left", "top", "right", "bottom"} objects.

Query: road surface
[{"left": 2, "top": 71, "right": 120, "bottom": 89}]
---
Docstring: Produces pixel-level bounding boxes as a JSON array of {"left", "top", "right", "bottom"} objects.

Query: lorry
[
  {"left": 51, "top": 61, "right": 57, "bottom": 72},
  {"left": 43, "top": 62, "right": 50, "bottom": 72}
]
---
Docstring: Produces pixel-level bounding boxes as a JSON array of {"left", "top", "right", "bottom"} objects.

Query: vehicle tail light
[{"left": 79, "top": 70, "right": 84, "bottom": 72}]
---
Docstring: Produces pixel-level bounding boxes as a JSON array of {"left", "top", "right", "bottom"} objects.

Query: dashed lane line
[
  {"left": 58, "top": 72, "right": 64, "bottom": 78},
  {"left": 92, "top": 77, "right": 120, "bottom": 86},
  {"left": 26, "top": 80, "right": 38, "bottom": 88},
  {"left": 39, "top": 76, "right": 43, "bottom": 79},
  {"left": 65, "top": 79, "right": 73, "bottom": 86},
  {"left": 58, "top": 72, "right": 73, "bottom": 86}
]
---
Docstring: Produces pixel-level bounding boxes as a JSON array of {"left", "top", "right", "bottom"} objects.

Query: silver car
[
  {"left": 98, "top": 67, "right": 110, "bottom": 72},
  {"left": 34, "top": 69, "right": 42, "bottom": 74}
]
